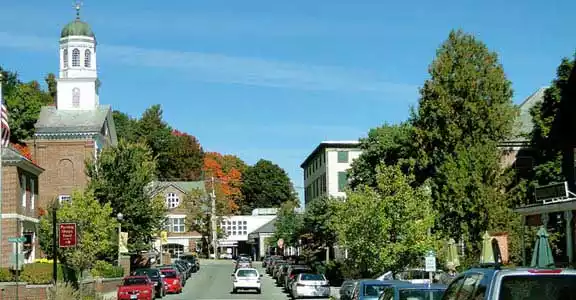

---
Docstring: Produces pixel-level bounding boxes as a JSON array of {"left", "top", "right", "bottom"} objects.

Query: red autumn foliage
[
  {"left": 203, "top": 152, "right": 244, "bottom": 213},
  {"left": 171, "top": 129, "right": 186, "bottom": 137},
  {"left": 12, "top": 143, "right": 34, "bottom": 162},
  {"left": 37, "top": 207, "right": 47, "bottom": 217}
]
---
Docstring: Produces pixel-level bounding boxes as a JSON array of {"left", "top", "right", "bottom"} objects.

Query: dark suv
[{"left": 132, "top": 268, "right": 166, "bottom": 298}]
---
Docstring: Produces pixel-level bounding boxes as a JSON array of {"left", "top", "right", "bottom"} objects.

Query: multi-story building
[
  {"left": 149, "top": 181, "right": 205, "bottom": 258},
  {"left": 300, "top": 141, "right": 362, "bottom": 205},
  {"left": 217, "top": 208, "right": 277, "bottom": 258},
  {"left": 31, "top": 8, "right": 117, "bottom": 209},
  {"left": 0, "top": 147, "right": 44, "bottom": 267}
]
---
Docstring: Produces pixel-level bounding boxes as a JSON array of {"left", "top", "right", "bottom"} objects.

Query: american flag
[{"left": 0, "top": 75, "right": 9, "bottom": 147}]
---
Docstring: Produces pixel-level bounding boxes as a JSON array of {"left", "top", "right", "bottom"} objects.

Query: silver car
[{"left": 291, "top": 273, "right": 330, "bottom": 299}]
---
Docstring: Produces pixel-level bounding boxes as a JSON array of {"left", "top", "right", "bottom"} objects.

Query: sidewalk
[{"left": 100, "top": 291, "right": 116, "bottom": 300}]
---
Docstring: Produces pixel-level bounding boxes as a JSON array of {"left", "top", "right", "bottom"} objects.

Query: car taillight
[
  {"left": 289, "top": 274, "right": 295, "bottom": 279},
  {"left": 142, "top": 289, "right": 150, "bottom": 294},
  {"left": 527, "top": 269, "right": 562, "bottom": 274},
  {"left": 174, "top": 279, "right": 179, "bottom": 284}
]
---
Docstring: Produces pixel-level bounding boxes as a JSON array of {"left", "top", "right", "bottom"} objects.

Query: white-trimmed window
[
  {"left": 72, "top": 87, "right": 80, "bottom": 107},
  {"left": 166, "top": 218, "right": 185, "bottom": 233},
  {"left": 84, "top": 49, "right": 91, "bottom": 68},
  {"left": 166, "top": 193, "right": 180, "bottom": 208},
  {"left": 30, "top": 178, "right": 35, "bottom": 210},
  {"left": 58, "top": 195, "right": 71, "bottom": 204},
  {"left": 63, "top": 49, "right": 68, "bottom": 68},
  {"left": 21, "top": 175, "right": 27, "bottom": 208},
  {"left": 72, "top": 48, "right": 80, "bottom": 67}
]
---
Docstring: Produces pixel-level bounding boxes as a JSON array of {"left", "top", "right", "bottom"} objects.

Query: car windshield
[
  {"left": 301, "top": 274, "right": 325, "bottom": 281},
  {"left": 237, "top": 269, "right": 258, "bottom": 277},
  {"left": 160, "top": 270, "right": 178, "bottom": 278},
  {"left": 399, "top": 288, "right": 445, "bottom": 300},
  {"left": 123, "top": 278, "right": 148, "bottom": 286},
  {"left": 499, "top": 275, "right": 576, "bottom": 300},
  {"left": 133, "top": 269, "right": 160, "bottom": 278},
  {"left": 364, "top": 284, "right": 386, "bottom": 296}
]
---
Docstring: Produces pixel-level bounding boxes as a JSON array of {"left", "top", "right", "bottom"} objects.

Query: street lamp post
[{"left": 117, "top": 213, "right": 123, "bottom": 266}]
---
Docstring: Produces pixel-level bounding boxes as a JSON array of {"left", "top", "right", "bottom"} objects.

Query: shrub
[
  {"left": 48, "top": 282, "right": 105, "bottom": 300},
  {"left": 0, "top": 267, "right": 13, "bottom": 281},
  {"left": 20, "top": 262, "right": 67, "bottom": 284},
  {"left": 90, "top": 260, "right": 123, "bottom": 278}
]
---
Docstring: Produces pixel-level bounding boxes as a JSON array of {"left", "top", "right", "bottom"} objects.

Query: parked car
[
  {"left": 340, "top": 279, "right": 359, "bottom": 300},
  {"left": 175, "top": 259, "right": 193, "bottom": 277},
  {"left": 158, "top": 265, "right": 186, "bottom": 286},
  {"left": 159, "top": 268, "right": 183, "bottom": 294},
  {"left": 378, "top": 283, "right": 447, "bottom": 300},
  {"left": 180, "top": 254, "right": 199, "bottom": 272},
  {"left": 285, "top": 266, "right": 313, "bottom": 293},
  {"left": 232, "top": 267, "right": 262, "bottom": 294},
  {"left": 117, "top": 276, "right": 155, "bottom": 300},
  {"left": 290, "top": 273, "right": 330, "bottom": 299},
  {"left": 131, "top": 268, "right": 166, "bottom": 298},
  {"left": 351, "top": 280, "right": 408, "bottom": 300},
  {"left": 442, "top": 266, "right": 576, "bottom": 300}
]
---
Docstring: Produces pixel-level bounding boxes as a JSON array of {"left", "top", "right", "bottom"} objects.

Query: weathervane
[{"left": 73, "top": 0, "right": 83, "bottom": 19}]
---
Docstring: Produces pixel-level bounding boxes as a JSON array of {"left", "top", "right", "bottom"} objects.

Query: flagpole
[{"left": 0, "top": 72, "right": 4, "bottom": 268}]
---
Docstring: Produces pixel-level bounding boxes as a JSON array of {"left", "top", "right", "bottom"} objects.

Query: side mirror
[
  {"left": 260, "top": 274, "right": 263, "bottom": 277},
  {"left": 231, "top": 274, "right": 235, "bottom": 276}
]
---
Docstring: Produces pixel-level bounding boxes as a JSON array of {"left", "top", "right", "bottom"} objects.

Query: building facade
[
  {"left": 0, "top": 147, "right": 44, "bottom": 267},
  {"left": 301, "top": 141, "right": 362, "bottom": 205},
  {"left": 149, "top": 181, "right": 205, "bottom": 259},
  {"left": 31, "top": 9, "right": 117, "bottom": 209},
  {"left": 217, "top": 214, "right": 276, "bottom": 258}
]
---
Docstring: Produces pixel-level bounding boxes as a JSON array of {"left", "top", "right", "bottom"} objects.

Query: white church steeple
[{"left": 56, "top": 1, "right": 100, "bottom": 110}]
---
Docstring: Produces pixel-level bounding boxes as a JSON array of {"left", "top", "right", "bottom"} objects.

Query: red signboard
[{"left": 59, "top": 223, "right": 77, "bottom": 248}]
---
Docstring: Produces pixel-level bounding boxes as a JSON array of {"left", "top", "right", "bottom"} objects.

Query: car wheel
[
  {"left": 256, "top": 289, "right": 261, "bottom": 294},
  {"left": 232, "top": 288, "right": 237, "bottom": 294}
]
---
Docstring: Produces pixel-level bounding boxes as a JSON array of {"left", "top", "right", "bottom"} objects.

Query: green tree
[
  {"left": 112, "top": 110, "right": 140, "bottom": 143},
  {"left": 86, "top": 140, "right": 166, "bottom": 251},
  {"left": 38, "top": 191, "right": 117, "bottom": 276},
  {"left": 0, "top": 68, "right": 53, "bottom": 142},
  {"left": 410, "top": 30, "right": 516, "bottom": 253},
  {"left": 334, "top": 164, "right": 435, "bottom": 277},
  {"left": 297, "top": 196, "right": 338, "bottom": 263},
  {"left": 168, "top": 130, "right": 204, "bottom": 180},
  {"left": 272, "top": 200, "right": 302, "bottom": 247},
  {"left": 240, "top": 159, "right": 297, "bottom": 213},
  {"left": 528, "top": 57, "right": 575, "bottom": 185},
  {"left": 136, "top": 105, "right": 175, "bottom": 180},
  {"left": 348, "top": 122, "right": 413, "bottom": 189}
]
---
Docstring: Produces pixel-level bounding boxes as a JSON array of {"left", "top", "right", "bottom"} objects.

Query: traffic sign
[
  {"left": 8, "top": 237, "right": 26, "bottom": 243},
  {"left": 59, "top": 223, "right": 77, "bottom": 247},
  {"left": 425, "top": 252, "right": 437, "bottom": 272}
]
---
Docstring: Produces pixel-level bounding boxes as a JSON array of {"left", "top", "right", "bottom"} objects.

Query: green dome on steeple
[
  {"left": 61, "top": 19, "right": 94, "bottom": 38},
  {"left": 60, "top": 2, "right": 94, "bottom": 38}
]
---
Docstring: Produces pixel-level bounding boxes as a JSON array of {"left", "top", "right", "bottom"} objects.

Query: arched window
[
  {"left": 84, "top": 49, "right": 91, "bottom": 68},
  {"left": 63, "top": 49, "right": 68, "bottom": 68},
  {"left": 72, "top": 48, "right": 80, "bottom": 67},
  {"left": 166, "top": 193, "right": 180, "bottom": 208},
  {"left": 72, "top": 88, "right": 80, "bottom": 107}
]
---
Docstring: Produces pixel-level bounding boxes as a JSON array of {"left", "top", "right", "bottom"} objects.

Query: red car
[
  {"left": 160, "top": 268, "right": 183, "bottom": 294},
  {"left": 117, "top": 276, "right": 155, "bottom": 300}
]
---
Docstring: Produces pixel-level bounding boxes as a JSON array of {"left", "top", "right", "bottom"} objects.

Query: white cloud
[{"left": 0, "top": 31, "right": 418, "bottom": 95}]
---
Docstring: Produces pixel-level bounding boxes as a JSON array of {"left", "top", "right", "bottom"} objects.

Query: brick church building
[{"left": 31, "top": 8, "right": 117, "bottom": 209}]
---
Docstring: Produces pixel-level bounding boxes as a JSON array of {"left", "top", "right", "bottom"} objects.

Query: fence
[{"left": 0, "top": 277, "right": 122, "bottom": 300}]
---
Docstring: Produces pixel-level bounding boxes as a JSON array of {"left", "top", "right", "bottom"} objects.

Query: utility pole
[{"left": 210, "top": 177, "right": 218, "bottom": 260}]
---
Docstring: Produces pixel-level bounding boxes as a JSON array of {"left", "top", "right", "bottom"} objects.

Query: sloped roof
[
  {"left": 250, "top": 217, "right": 277, "bottom": 234},
  {"left": 35, "top": 105, "right": 111, "bottom": 134},
  {"left": 148, "top": 181, "right": 206, "bottom": 195},
  {"left": 2, "top": 146, "right": 44, "bottom": 174},
  {"left": 508, "top": 87, "right": 547, "bottom": 142}
]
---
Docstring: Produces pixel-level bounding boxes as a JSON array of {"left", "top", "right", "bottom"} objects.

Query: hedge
[
  {"left": 90, "top": 260, "right": 124, "bottom": 278},
  {"left": 0, "top": 263, "right": 67, "bottom": 284}
]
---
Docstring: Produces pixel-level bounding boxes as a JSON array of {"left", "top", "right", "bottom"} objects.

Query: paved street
[{"left": 163, "top": 259, "right": 291, "bottom": 300}]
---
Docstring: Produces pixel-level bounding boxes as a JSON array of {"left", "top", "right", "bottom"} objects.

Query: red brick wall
[{"left": 31, "top": 139, "right": 94, "bottom": 210}]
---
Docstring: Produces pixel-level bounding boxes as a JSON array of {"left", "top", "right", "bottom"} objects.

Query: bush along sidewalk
[{"left": 0, "top": 260, "right": 123, "bottom": 284}]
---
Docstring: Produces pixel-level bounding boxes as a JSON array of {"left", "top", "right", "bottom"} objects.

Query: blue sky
[{"left": 0, "top": 0, "right": 574, "bottom": 202}]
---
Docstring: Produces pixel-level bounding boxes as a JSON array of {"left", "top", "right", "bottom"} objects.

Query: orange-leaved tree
[{"left": 203, "top": 152, "right": 247, "bottom": 214}]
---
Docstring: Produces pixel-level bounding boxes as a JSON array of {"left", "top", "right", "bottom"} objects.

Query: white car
[
  {"left": 231, "top": 268, "right": 262, "bottom": 294},
  {"left": 291, "top": 273, "right": 330, "bottom": 299}
]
